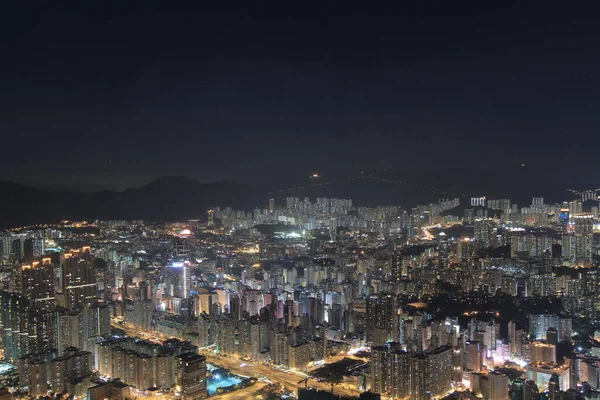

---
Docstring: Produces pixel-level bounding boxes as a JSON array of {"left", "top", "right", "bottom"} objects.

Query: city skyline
[
  {"left": 1, "top": 187, "right": 600, "bottom": 399},
  {"left": 3, "top": 3, "right": 600, "bottom": 400}
]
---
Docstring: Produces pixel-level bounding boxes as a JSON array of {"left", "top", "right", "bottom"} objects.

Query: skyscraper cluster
[{"left": 0, "top": 188, "right": 598, "bottom": 400}]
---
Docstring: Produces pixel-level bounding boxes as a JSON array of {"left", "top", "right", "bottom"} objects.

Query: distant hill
[
  {"left": 270, "top": 164, "right": 579, "bottom": 208},
  {"left": 0, "top": 165, "right": 589, "bottom": 228},
  {"left": 0, "top": 177, "right": 262, "bottom": 228},
  {"left": 270, "top": 175, "right": 440, "bottom": 209}
]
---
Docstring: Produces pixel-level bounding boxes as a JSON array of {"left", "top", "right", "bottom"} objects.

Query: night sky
[{"left": 2, "top": 3, "right": 600, "bottom": 191}]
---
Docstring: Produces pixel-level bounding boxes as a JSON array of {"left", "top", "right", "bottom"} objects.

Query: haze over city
[{"left": 0, "top": 3, "right": 600, "bottom": 400}]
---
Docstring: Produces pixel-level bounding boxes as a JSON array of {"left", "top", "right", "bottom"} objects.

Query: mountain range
[
  {"left": 0, "top": 165, "right": 587, "bottom": 229},
  {"left": 0, "top": 177, "right": 261, "bottom": 229}
]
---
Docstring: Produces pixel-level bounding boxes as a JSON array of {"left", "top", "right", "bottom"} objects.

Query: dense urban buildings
[{"left": 0, "top": 192, "right": 599, "bottom": 400}]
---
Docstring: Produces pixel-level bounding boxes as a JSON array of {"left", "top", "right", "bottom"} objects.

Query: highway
[
  {"left": 199, "top": 351, "right": 360, "bottom": 398},
  {"left": 111, "top": 321, "right": 361, "bottom": 398},
  {"left": 209, "top": 381, "right": 267, "bottom": 400}
]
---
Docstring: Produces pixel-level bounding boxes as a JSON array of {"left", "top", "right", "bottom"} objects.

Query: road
[
  {"left": 209, "top": 381, "right": 266, "bottom": 400},
  {"left": 111, "top": 321, "right": 361, "bottom": 398},
  {"left": 199, "top": 351, "right": 360, "bottom": 398}
]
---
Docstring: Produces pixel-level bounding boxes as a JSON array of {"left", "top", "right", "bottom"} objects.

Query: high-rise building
[
  {"left": 508, "top": 321, "right": 517, "bottom": 355},
  {"left": 23, "top": 238, "right": 45, "bottom": 263},
  {"left": 532, "top": 197, "right": 544, "bottom": 206},
  {"left": 565, "top": 201, "right": 583, "bottom": 215},
  {"left": 438, "top": 233, "right": 450, "bottom": 268},
  {"left": 49, "top": 348, "right": 93, "bottom": 394},
  {"left": 170, "top": 261, "right": 191, "bottom": 299},
  {"left": 370, "top": 345, "right": 393, "bottom": 395},
  {"left": 487, "top": 199, "right": 511, "bottom": 211},
  {"left": 464, "top": 209, "right": 475, "bottom": 224},
  {"left": 526, "top": 362, "right": 570, "bottom": 391},
  {"left": 464, "top": 341, "right": 484, "bottom": 372},
  {"left": 529, "top": 315, "right": 571, "bottom": 342},
  {"left": 471, "top": 197, "right": 486, "bottom": 207},
  {"left": 573, "top": 214, "right": 594, "bottom": 263},
  {"left": 177, "top": 353, "right": 207, "bottom": 400},
  {"left": 0, "top": 291, "right": 56, "bottom": 361},
  {"left": 510, "top": 379, "right": 524, "bottom": 400},
  {"left": 511, "top": 379, "right": 541, "bottom": 400},
  {"left": 368, "top": 295, "right": 398, "bottom": 345},
  {"left": 370, "top": 344, "right": 453, "bottom": 400},
  {"left": 17, "top": 257, "right": 55, "bottom": 311},
  {"left": 410, "top": 346, "right": 453, "bottom": 400},
  {"left": 61, "top": 248, "right": 97, "bottom": 309},
  {"left": 457, "top": 238, "right": 474, "bottom": 266},
  {"left": 490, "top": 371, "right": 509, "bottom": 400},
  {"left": 524, "top": 380, "right": 539, "bottom": 400},
  {"left": 474, "top": 218, "right": 494, "bottom": 249},
  {"left": 546, "top": 328, "right": 558, "bottom": 345},
  {"left": 391, "top": 350, "right": 411, "bottom": 399},
  {"left": 268, "top": 198, "right": 275, "bottom": 213},
  {"left": 531, "top": 342, "right": 556, "bottom": 363}
]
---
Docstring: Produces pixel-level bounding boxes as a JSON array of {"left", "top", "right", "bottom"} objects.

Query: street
[{"left": 111, "top": 321, "right": 361, "bottom": 398}]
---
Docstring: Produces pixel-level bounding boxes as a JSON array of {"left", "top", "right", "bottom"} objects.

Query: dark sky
[{"left": 2, "top": 3, "right": 600, "bottom": 190}]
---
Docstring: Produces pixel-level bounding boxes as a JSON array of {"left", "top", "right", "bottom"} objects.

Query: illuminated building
[
  {"left": 49, "top": 348, "right": 93, "bottom": 393},
  {"left": 464, "top": 209, "right": 475, "bottom": 224},
  {"left": 368, "top": 294, "right": 398, "bottom": 346},
  {"left": 471, "top": 197, "right": 486, "bottom": 207},
  {"left": 526, "top": 362, "right": 570, "bottom": 391},
  {"left": 60, "top": 248, "right": 97, "bottom": 309},
  {"left": 457, "top": 238, "right": 474, "bottom": 266},
  {"left": 528, "top": 315, "right": 571, "bottom": 342},
  {"left": 96, "top": 337, "right": 195, "bottom": 389},
  {"left": 370, "top": 344, "right": 452, "bottom": 400},
  {"left": 207, "top": 209, "right": 215, "bottom": 227},
  {"left": 531, "top": 342, "right": 556, "bottom": 363},
  {"left": 19, "top": 348, "right": 92, "bottom": 396},
  {"left": 489, "top": 371, "right": 509, "bottom": 400},
  {"left": 170, "top": 261, "right": 191, "bottom": 299},
  {"left": 573, "top": 213, "right": 594, "bottom": 262},
  {"left": 177, "top": 353, "right": 207, "bottom": 400},
  {"left": 268, "top": 197, "right": 275, "bottom": 213},
  {"left": 192, "top": 291, "right": 214, "bottom": 316},
  {"left": 437, "top": 233, "right": 449, "bottom": 268},
  {"left": 510, "top": 233, "right": 552, "bottom": 259},
  {"left": 511, "top": 379, "right": 539, "bottom": 400},
  {"left": 0, "top": 291, "right": 56, "bottom": 361},
  {"left": 216, "top": 316, "right": 237, "bottom": 356},
  {"left": 410, "top": 346, "right": 453, "bottom": 400},
  {"left": 487, "top": 199, "right": 511, "bottom": 211},
  {"left": 508, "top": 320, "right": 517, "bottom": 355},
  {"left": 17, "top": 257, "right": 55, "bottom": 311},
  {"left": 369, "top": 344, "right": 396, "bottom": 395},
  {"left": 474, "top": 218, "right": 494, "bottom": 249},
  {"left": 390, "top": 350, "right": 411, "bottom": 398},
  {"left": 528, "top": 274, "right": 555, "bottom": 297},
  {"left": 564, "top": 201, "right": 583, "bottom": 216},
  {"left": 289, "top": 341, "right": 313, "bottom": 371},
  {"left": 88, "top": 380, "right": 130, "bottom": 400},
  {"left": 23, "top": 238, "right": 45, "bottom": 263},
  {"left": 464, "top": 341, "right": 484, "bottom": 372}
]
